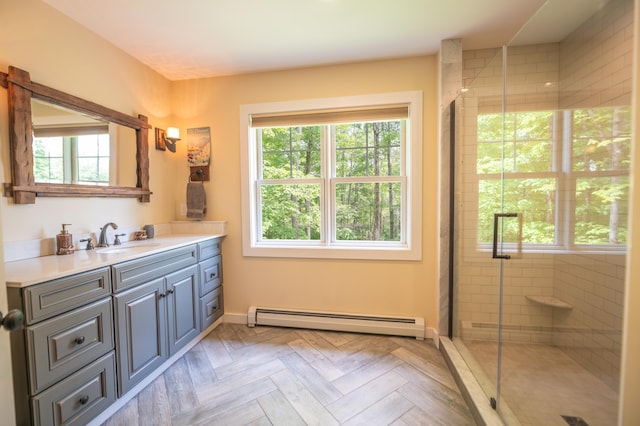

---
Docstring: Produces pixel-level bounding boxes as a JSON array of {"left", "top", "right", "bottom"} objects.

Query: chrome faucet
[{"left": 97, "top": 222, "right": 118, "bottom": 247}]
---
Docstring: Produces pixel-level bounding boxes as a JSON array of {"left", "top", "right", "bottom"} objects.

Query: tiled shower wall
[
  {"left": 553, "top": 253, "right": 626, "bottom": 390},
  {"left": 559, "top": 0, "right": 633, "bottom": 110},
  {"left": 456, "top": 0, "right": 631, "bottom": 390},
  {"left": 551, "top": 0, "right": 633, "bottom": 391}
]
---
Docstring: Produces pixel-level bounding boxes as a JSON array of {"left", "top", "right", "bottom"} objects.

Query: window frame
[{"left": 240, "top": 91, "right": 423, "bottom": 260}]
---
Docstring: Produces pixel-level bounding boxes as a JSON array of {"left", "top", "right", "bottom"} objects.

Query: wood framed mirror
[{"left": 0, "top": 66, "right": 151, "bottom": 204}]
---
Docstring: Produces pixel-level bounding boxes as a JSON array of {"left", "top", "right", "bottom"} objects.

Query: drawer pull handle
[
  {"left": 209, "top": 272, "right": 217, "bottom": 279},
  {"left": 79, "top": 395, "right": 90, "bottom": 405},
  {"left": 75, "top": 336, "right": 86, "bottom": 345}
]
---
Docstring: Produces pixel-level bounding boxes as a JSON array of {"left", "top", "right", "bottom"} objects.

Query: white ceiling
[{"left": 42, "top": 0, "right": 553, "bottom": 81}]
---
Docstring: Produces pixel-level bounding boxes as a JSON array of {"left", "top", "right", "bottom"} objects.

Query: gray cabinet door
[
  {"left": 166, "top": 265, "right": 199, "bottom": 356},
  {"left": 114, "top": 278, "right": 167, "bottom": 396}
]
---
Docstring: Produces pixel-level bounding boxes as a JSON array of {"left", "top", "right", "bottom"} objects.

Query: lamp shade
[{"left": 167, "top": 127, "right": 180, "bottom": 139}]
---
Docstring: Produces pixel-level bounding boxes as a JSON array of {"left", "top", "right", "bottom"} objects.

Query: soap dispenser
[{"left": 56, "top": 224, "right": 75, "bottom": 255}]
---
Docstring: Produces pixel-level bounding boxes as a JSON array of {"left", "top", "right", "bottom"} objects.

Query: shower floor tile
[{"left": 465, "top": 341, "right": 618, "bottom": 426}]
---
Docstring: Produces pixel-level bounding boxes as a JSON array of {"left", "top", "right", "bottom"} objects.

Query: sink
[
  {"left": 96, "top": 247, "right": 139, "bottom": 254},
  {"left": 96, "top": 242, "right": 161, "bottom": 254}
]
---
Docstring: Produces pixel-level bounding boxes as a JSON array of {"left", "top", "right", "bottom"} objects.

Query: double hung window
[{"left": 240, "top": 92, "right": 422, "bottom": 260}]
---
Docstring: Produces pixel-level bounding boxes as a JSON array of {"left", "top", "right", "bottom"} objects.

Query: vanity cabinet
[
  {"left": 112, "top": 245, "right": 200, "bottom": 395},
  {"left": 8, "top": 267, "right": 116, "bottom": 426},
  {"left": 7, "top": 235, "right": 225, "bottom": 425}
]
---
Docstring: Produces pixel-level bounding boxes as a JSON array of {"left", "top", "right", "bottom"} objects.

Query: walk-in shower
[{"left": 447, "top": 0, "right": 633, "bottom": 424}]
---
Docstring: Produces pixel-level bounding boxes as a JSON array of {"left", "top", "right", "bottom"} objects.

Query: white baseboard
[
  {"left": 224, "top": 312, "right": 248, "bottom": 324},
  {"left": 426, "top": 327, "right": 439, "bottom": 348}
]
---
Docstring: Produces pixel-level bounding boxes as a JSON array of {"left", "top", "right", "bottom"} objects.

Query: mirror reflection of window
[
  {"left": 30, "top": 98, "right": 128, "bottom": 186},
  {"left": 33, "top": 128, "right": 110, "bottom": 185}
]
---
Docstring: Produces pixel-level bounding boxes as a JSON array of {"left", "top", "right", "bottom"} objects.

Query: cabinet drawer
[
  {"left": 199, "top": 255, "right": 222, "bottom": 296},
  {"left": 23, "top": 267, "right": 111, "bottom": 324},
  {"left": 31, "top": 352, "right": 116, "bottom": 426},
  {"left": 198, "top": 238, "right": 221, "bottom": 261},
  {"left": 200, "top": 286, "right": 223, "bottom": 330},
  {"left": 112, "top": 244, "right": 197, "bottom": 292},
  {"left": 26, "top": 298, "right": 114, "bottom": 394}
]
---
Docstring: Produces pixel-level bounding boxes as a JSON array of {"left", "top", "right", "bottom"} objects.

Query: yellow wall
[
  {"left": 0, "top": 0, "right": 176, "bottom": 243},
  {"left": 170, "top": 57, "right": 440, "bottom": 326}
]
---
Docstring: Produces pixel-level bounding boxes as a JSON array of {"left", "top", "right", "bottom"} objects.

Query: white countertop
[{"left": 5, "top": 234, "right": 225, "bottom": 288}]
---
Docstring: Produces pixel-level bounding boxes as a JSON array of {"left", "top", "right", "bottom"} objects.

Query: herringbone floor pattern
[{"left": 104, "top": 323, "right": 475, "bottom": 425}]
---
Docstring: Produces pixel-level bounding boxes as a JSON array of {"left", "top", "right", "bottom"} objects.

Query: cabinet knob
[
  {"left": 0, "top": 309, "right": 24, "bottom": 332},
  {"left": 79, "top": 395, "right": 90, "bottom": 405},
  {"left": 75, "top": 336, "right": 86, "bottom": 345},
  {"left": 167, "top": 288, "right": 174, "bottom": 295},
  {"left": 158, "top": 293, "right": 166, "bottom": 299},
  {"left": 210, "top": 272, "right": 217, "bottom": 279}
]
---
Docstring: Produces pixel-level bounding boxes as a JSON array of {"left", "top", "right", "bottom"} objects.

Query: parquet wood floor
[{"left": 103, "top": 323, "right": 475, "bottom": 425}]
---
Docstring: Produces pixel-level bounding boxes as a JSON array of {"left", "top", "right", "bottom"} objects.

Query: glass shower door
[
  {"left": 475, "top": 48, "right": 525, "bottom": 419},
  {"left": 452, "top": 46, "right": 509, "bottom": 415}
]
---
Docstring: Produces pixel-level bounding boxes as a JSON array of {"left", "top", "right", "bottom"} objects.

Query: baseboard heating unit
[{"left": 247, "top": 306, "right": 425, "bottom": 340}]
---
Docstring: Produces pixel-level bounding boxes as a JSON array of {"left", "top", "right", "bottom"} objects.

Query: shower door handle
[{"left": 492, "top": 213, "right": 518, "bottom": 259}]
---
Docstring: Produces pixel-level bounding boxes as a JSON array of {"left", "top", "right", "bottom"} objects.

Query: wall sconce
[{"left": 155, "top": 127, "right": 181, "bottom": 153}]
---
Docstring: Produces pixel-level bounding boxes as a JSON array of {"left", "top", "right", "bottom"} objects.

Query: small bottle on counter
[{"left": 56, "top": 223, "right": 75, "bottom": 255}]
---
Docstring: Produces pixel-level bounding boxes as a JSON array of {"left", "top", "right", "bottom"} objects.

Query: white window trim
[{"left": 240, "top": 91, "right": 423, "bottom": 260}]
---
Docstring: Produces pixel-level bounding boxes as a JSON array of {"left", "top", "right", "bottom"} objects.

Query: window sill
[{"left": 243, "top": 243, "right": 421, "bottom": 261}]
